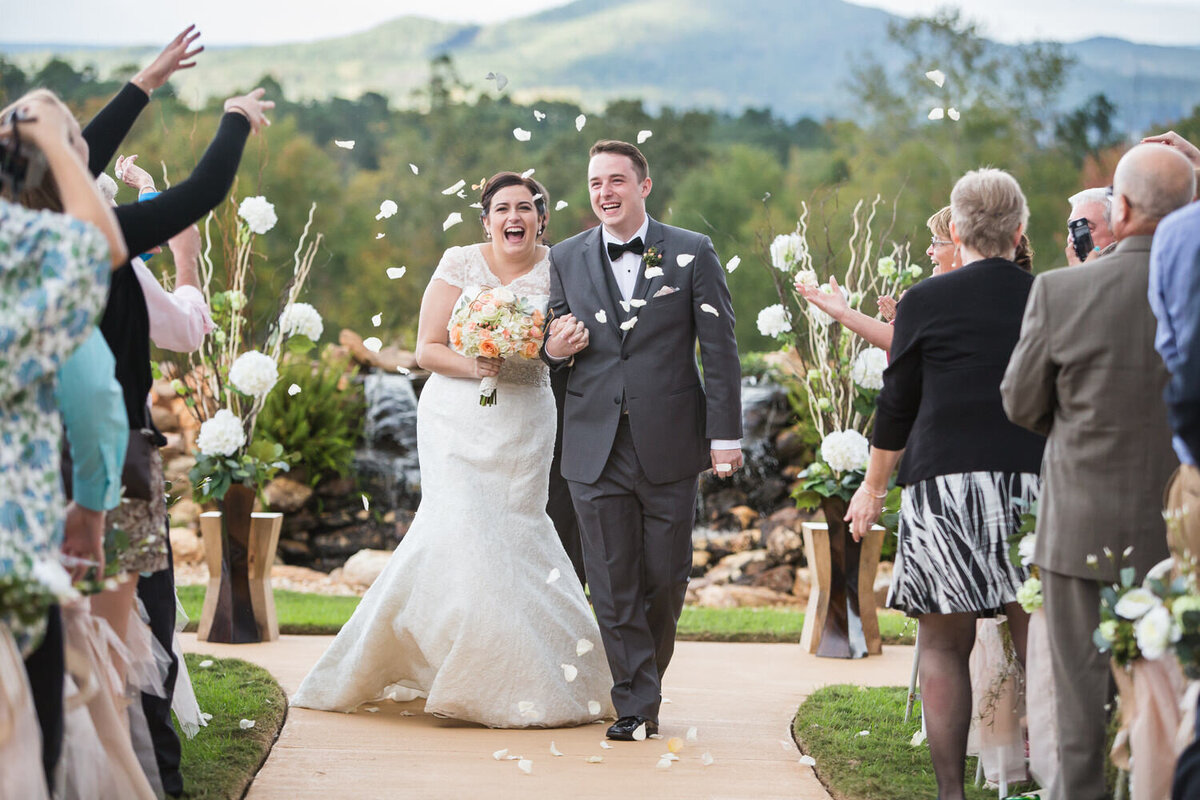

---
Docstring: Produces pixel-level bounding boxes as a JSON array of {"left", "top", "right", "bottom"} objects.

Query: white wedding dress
[{"left": 292, "top": 245, "right": 613, "bottom": 727}]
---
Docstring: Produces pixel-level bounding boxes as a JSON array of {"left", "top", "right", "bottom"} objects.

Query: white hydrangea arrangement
[
  {"left": 851, "top": 347, "right": 888, "bottom": 391},
  {"left": 165, "top": 197, "right": 325, "bottom": 503},
  {"left": 756, "top": 304, "right": 792, "bottom": 339},
  {"left": 769, "top": 232, "right": 807, "bottom": 272},
  {"left": 819, "top": 430, "right": 870, "bottom": 473}
]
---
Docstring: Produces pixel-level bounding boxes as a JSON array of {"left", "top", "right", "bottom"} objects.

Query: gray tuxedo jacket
[
  {"left": 1002, "top": 236, "right": 1177, "bottom": 581},
  {"left": 544, "top": 218, "right": 742, "bottom": 485}
]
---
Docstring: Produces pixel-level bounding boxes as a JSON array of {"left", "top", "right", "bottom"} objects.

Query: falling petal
[
  {"left": 375, "top": 233, "right": 385, "bottom": 239},
  {"left": 493, "top": 749, "right": 509, "bottom": 761},
  {"left": 649, "top": 733, "right": 663, "bottom": 740},
  {"left": 518, "top": 701, "right": 535, "bottom": 714},
  {"left": 661, "top": 753, "right": 679, "bottom": 762},
  {"left": 644, "top": 266, "right": 664, "bottom": 279},
  {"left": 550, "top": 742, "right": 564, "bottom": 757},
  {"left": 637, "top": 130, "right": 653, "bottom": 144},
  {"left": 701, "top": 752, "right": 714, "bottom": 766},
  {"left": 676, "top": 254, "right": 695, "bottom": 267},
  {"left": 409, "top": 163, "right": 419, "bottom": 175},
  {"left": 362, "top": 494, "right": 370, "bottom": 512},
  {"left": 619, "top": 317, "right": 638, "bottom": 331},
  {"left": 667, "top": 738, "right": 683, "bottom": 754},
  {"left": 555, "top": 200, "right": 568, "bottom": 211},
  {"left": 485, "top": 72, "right": 509, "bottom": 91},
  {"left": 534, "top": 110, "right": 546, "bottom": 122},
  {"left": 364, "top": 706, "right": 379, "bottom": 713},
  {"left": 856, "top": 730, "right": 870, "bottom": 737},
  {"left": 198, "top": 659, "right": 214, "bottom": 668},
  {"left": 546, "top": 568, "right": 561, "bottom": 584},
  {"left": 686, "top": 727, "right": 698, "bottom": 743},
  {"left": 700, "top": 304, "right": 719, "bottom": 317},
  {"left": 562, "top": 664, "right": 579, "bottom": 682},
  {"left": 947, "top": 107, "right": 960, "bottom": 121},
  {"left": 595, "top": 310, "right": 608, "bottom": 324},
  {"left": 386, "top": 267, "right": 407, "bottom": 280},
  {"left": 725, "top": 255, "right": 741, "bottom": 273},
  {"left": 799, "top": 755, "right": 816, "bottom": 767},
  {"left": 443, "top": 212, "right": 463, "bottom": 231},
  {"left": 928, "top": 107, "right": 945, "bottom": 120},
  {"left": 371, "top": 313, "right": 382, "bottom": 327},
  {"left": 399, "top": 710, "right": 414, "bottom": 716},
  {"left": 507, "top": 755, "right": 521, "bottom": 761},
  {"left": 576, "top": 639, "right": 594, "bottom": 657},
  {"left": 910, "top": 730, "right": 927, "bottom": 747},
  {"left": 513, "top": 128, "right": 532, "bottom": 142},
  {"left": 334, "top": 140, "right": 355, "bottom": 149},
  {"left": 363, "top": 337, "right": 383, "bottom": 353},
  {"left": 586, "top": 756, "right": 604, "bottom": 764},
  {"left": 600, "top": 741, "right": 613, "bottom": 750},
  {"left": 588, "top": 700, "right": 602, "bottom": 716},
  {"left": 656, "top": 757, "right": 672, "bottom": 769},
  {"left": 925, "top": 69, "right": 946, "bottom": 88},
  {"left": 633, "top": 722, "right": 647, "bottom": 741},
  {"left": 517, "top": 759, "right": 532, "bottom": 775},
  {"left": 629, "top": 299, "right": 646, "bottom": 308},
  {"left": 619, "top": 300, "right": 631, "bottom": 312},
  {"left": 469, "top": 202, "right": 483, "bottom": 209},
  {"left": 376, "top": 200, "right": 398, "bottom": 220},
  {"left": 532, "top": 193, "right": 543, "bottom": 202},
  {"left": 521, "top": 168, "right": 536, "bottom": 179},
  {"left": 239, "top": 719, "right": 256, "bottom": 730},
  {"left": 575, "top": 114, "right": 587, "bottom": 132}
]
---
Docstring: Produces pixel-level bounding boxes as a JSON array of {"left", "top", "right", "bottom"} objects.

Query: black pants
[
  {"left": 25, "top": 605, "right": 64, "bottom": 792},
  {"left": 137, "top": 526, "right": 183, "bottom": 796},
  {"left": 549, "top": 369, "right": 586, "bottom": 587}
]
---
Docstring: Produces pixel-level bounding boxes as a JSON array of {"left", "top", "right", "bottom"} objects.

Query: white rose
[
  {"left": 1018, "top": 533, "right": 1037, "bottom": 567},
  {"left": 196, "top": 409, "right": 246, "bottom": 457},
  {"left": 238, "top": 196, "right": 278, "bottom": 235},
  {"left": 1114, "top": 587, "right": 1162, "bottom": 621},
  {"left": 491, "top": 287, "right": 516, "bottom": 305},
  {"left": 1146, "top": 557, "right": 1175, "bottom": 583},
  {"left": 769, "top": 232, "right": 807, "bottom": 272},
  {"left": 851, "top": 347, "right": 888, "bottom": 391},
  {"left": 819, "top": 429, "right": 870, "bottom": 474},
  {"left": 229, "top": 350, "right": 279, "bottom": 398},
  {"left": 793, "top": 269, "right": 819, "bottom": 291},
  {"left": 32, "top": 559, "right": 78, "bottom": 602},
  {"left": 279, "top": 302, "right": 323, "bottom": 341},
  {"left": 1135, "top": 604, "right": 1176, "bottom": 660},
  {"left": 756, "top": 304, "right": 791, "bottom": 339}
]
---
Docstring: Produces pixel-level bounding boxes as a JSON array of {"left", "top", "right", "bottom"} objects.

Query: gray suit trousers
[
  {"left": 568, "top": 417, "right": 697, "bottom": 722},
  {"left": 1042, "top": 568, "right": 1114, "bottom": 800}
]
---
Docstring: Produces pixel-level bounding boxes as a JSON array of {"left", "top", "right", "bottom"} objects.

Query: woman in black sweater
[{"left": 845, "top": 169, "right": 1046, "bottom": 800}]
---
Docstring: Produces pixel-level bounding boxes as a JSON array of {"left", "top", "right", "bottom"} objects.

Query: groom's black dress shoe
[{"left": 606, "top": 716, "right": 658, "bottom": 741}]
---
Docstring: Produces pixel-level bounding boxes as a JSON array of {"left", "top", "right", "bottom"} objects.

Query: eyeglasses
[{"left": 930, "top": 238, "right": 953, "bottom": 248}]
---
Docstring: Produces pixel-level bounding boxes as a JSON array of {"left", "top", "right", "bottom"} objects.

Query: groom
[{"left": 543, "top": 140, "right": 742, "bottom": 740}]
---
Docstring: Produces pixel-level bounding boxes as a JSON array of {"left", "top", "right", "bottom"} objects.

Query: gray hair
[
  {"left": 1067, "top": 187, "right": 1112, "bottom": 227},
  {"left": 950, "top": 168, "right": 1029, "bottom": 260},
  {"left": 1113, "top": 144, "right": 1197, "bottom": 223},
  {"left": 95, "top": 173, "right": 118, "bottom": 203}
]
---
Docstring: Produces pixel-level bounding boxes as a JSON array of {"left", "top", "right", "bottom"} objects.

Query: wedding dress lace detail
[{"left": 291, "top": 245, "right": 611, "bottom": 728}]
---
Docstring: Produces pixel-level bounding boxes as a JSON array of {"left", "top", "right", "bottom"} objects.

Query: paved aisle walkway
[{"left": 182, "top": 634, "right": 915, "bottom": 799}]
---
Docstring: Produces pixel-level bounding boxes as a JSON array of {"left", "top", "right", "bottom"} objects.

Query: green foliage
[
  {"left": 256, "top": 348, "right": 365, "bottom": 487},
  {"left": 189, "top": 440, "right": 288, "bottom": 504}
]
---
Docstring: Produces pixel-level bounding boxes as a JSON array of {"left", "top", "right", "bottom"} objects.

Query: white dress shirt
[{"left": 601, "top": 216, "right": 650, "bottom": 302}]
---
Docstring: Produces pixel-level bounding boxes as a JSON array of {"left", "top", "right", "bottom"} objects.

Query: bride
[{"left": 291, "top": 172, "right": 613, "bottom": 727}]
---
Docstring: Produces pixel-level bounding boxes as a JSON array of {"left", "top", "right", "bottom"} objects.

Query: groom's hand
[
  {"left": 710, "top": 448, "right": 744, "bottom": 477},
  {"left": 545, "top": 314, "right": 589, "bottom": 359}
]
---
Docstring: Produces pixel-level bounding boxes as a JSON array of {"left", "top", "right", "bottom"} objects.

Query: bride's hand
[
  {"left": 546, "top": 314, "right": 589, "bottom": 359},
  {"left": 473, "top": 356, "right": 503, "bottom": 379}
]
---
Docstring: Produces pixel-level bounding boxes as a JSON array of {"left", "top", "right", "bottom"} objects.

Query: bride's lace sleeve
[{"left": 431, "top": 246, "right": 468, "bottom": 288}]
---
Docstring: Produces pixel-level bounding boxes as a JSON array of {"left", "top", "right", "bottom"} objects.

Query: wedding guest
[
  {"left": 845, "top": 168, "right": 1045, "bottom": 800},
  {"left": 1064, "top": 187, "right": 1115, "bottom": 265},
  {"left": 1003, "top": 143, "right": 1196, "bottom": 800},
  {"left": 1143, "top": 130, "right": 1200, "bottom": 189},
  {"left": 0, "top": 91, "right": 127, "bottom": 793}
]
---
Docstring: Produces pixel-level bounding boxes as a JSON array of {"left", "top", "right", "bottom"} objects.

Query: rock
[
  {"left": 704, "top": 549, "right": 769, "bottom": 585},
  {"left": 731, "top": 530, "right": 760, "bottom": 552},
  {"left": 692, "top": 584, "right": 802, "bottom": 609},
  {"left": 691, "top": 550, "right": 712, "bottom": 575},
  {"left": 747, "top": 476, "right": 789, "bottom": 511},
  {"left": 278, "top": 539, "right": 312, "bottom": 561},
  {"left": 169, "top": 499, "right": 201, "bottom": 528},
  {"left": 282, "top": 509, "right": 319, "bottom": 535},
  {"left": 728, "top": 505, "right": 758, "bottom": 530},
  {"left": 160, "top": 433, "right": 187, "bottom": 462},
  {"left": 781, "top": 464, "right": 803, "bottom": 480},
  {"left": 765, "top": 524, "right": 804, "bottom": 563},
  {"left": 151, "top": 403, "right": 180, "bottom": 433},
  {"left": 749, "top": 565, "right": 795, "bottom": 594},
  {"left": 741, "top": 558, "right": 771, "bottom": 578},
  {"left": 169, "top": 527, "right": 203, "bottom": 565},
  {"left": 263, "top": 477, "right": 314, "bottom": 514},
  {"left": 339, "top": 549, "right": 394, "bottom": 588},
  {"left": 874, "top": 560, "right": 894, "bottom": 608},
  {"left": 165, "top": 454, "right": 195, "bottom": 481},
  {"left": 317, "top": 476, "right": 356, "bottom": 498},
  {"left": 774, "top": 429, "right": 809, "bottom": 464}
]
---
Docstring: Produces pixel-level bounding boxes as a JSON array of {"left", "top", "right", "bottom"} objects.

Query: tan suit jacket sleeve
[{"left": 1002, "top": 275, "right": 1057, "bottom": 436}]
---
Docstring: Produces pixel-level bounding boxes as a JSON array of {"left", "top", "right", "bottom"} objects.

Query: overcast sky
[{"left": 1, "top": 0, "right": 1197, "bottom": 47}]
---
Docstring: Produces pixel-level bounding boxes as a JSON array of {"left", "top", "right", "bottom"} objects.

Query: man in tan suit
[{"left": 1002, "top": 143, "right": 1197, "bottom": 800}]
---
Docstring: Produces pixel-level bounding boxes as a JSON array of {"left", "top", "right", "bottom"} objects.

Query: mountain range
[{"left": 5, "top": 0, "right": 1199, "bottom": 130}]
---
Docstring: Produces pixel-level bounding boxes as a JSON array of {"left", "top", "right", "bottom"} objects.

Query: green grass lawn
[
  {"left": 793, "top": 686, "right": 1038, "bottom": 800},
  {"left": 177, "top": 584, "right": 917, "bottom": 644},
  {"left": 176, "top": 654, "right": 287, "bottom": 800}
]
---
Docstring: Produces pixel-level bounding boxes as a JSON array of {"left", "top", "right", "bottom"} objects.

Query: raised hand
[
  {"left": 545, "top": 313, "right": 589, "bottom": 359},
  {"left": 223, "top": 88, "right": 275, "bottom": 134},
  {"left": 797, "top": 275, "right": 849, "bottom": 322},
  {"left": 115, "top": 154, "right": 155, "bottom": 193},
  {"left": 1142, "top": 130, "right": 1200, "bottom": 167},
  {"left": 132, "top": 24, "right": 204, "bottom": 94},
  {"left": 877, "top": 295, "right": 897, "bottom": 322}
]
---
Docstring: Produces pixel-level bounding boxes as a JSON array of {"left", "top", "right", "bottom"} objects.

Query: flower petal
[
  {"left": 239, "top": 719, "right": 256, "bottom": 730},
  {"left": 521, "top": 168, "right": 536, "bottom": 179},
  {"left": 619, "top": 317, "right": 638, "bottom": 331},
  {"left": 513, "top": 128, "right": 532, "bottom": 142},
  {"left": 442, "top": 179, "right": 466, "bottom": 195},
  {"left": 656, "top": 756, "right": 672, "bottom": 769},
  {"left": 928, "top": 107, "right": 945, "bottom": 120},
  {"left": 443, "top": 212, "right": 463, "bottom": 231},
  {"left": 586, "top": 755, "right": 604, "bottom": 763},
  {"left": 334, "top": 140, "right": 355, "bottom": 149},
  {"left": 376, "top": 200, "right": 398, "bottom": 220},
  {"left": 676, "top": 254, "right": 694, "bottom": 267},
  {"left": 725, "top": 255, "right": 741, "bottom": 273},
  {"left": 550, "top": 741, "right": 564, "bottom": 756},
  {"left": 637, "top": 130, "right": 653, "bottom": 144},
  {"left": 371, "top": 313, "right": 382, "bottom": 327},
  {"left": 644, "top": 266, "right": 664, "bottom": 279},
  {"left": 517, "top": 759, "right": 532, "bottom": 774},
  {"left": 198, "top": 659, "right": 214, "bottom": 668},
  {"left": 686, "top": 727, "right": 698, "bottom": 743},
  {"left": 546, "top": 568, "right": 561, "bottom": 584},
  {"left": 562, "top": 664, "right": 579, "bottom": 682},
  {"left": 363, "top": 337, "right": 383, "bottom": 353},
  {"left": 534, "top": 110, "right": 546, "bottom": 122},
  {"left": 700, "top": 303, "right": 719, "bottom": 317},
  {"left": 386, "top": 267, "right": 407, "bottom": 280},
  {"left": 409, "top": 163, "right": 419, "bottom": 175},
  {"left": 667, "top": 737, "right": 683, "bottom": 753},
  {"left": 588, "top": 700, "right": 602, "bottom": 716},
  {"left": 633, "top": 722, "right": 647, "bottom": 741},
  {"left": 947, "top": 107, "right": 960, "bottom": 121},
  {"left": 493, "top": 749, "right": 508, "bottom": 761},
  {"left": 925, "top": 69, "right": 946, "bottom": 88},
  {"left": 575, "top": 114, "right": 587, "bottom": 132},
  {"left": 555, "top": 200, "right": 569, "bottom": 211},
  {"left": 595, "top": 310, "right": 608, "bottom": 324},
  {"left": 576, "top": 639, "right": 595, "bottom": 657},
  {"left": 799, "top": 754, "right": 816, "bottom": 767},
  {"left": 600, "top": 741, "right": 613, "bottom": 749},
  {"left": 701, "top": 752, "right": 714, "bottom": 766},
  {"left": 629, "top": 299, "right": 646, "bottom": 308}
]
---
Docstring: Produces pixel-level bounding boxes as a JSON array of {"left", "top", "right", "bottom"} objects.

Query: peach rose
[
  {"left": 479, "top": 338, "right": 500, "bottom": 358},
  {"left": 521, "top": 340, "right": 540, "bottom": 359}
]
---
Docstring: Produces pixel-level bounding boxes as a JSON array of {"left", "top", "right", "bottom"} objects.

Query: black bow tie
[{"left": 607, "top": 237, "right": 645, "bottom": 261}]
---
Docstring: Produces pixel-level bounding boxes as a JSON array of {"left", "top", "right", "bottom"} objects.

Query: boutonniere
[{"left": 643, "top": 246, "right": 664, "bottom": 278}]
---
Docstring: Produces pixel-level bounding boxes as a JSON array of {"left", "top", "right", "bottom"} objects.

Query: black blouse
[{"left": 873, "top": 258, "right": 1046, "bottom": 485}]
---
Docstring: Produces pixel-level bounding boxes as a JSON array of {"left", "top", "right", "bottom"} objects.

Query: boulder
[
  {"left": 317, "top": 476, "right": 356, "bottom": 498},
  {"left": 691, "top": 584, "right": 802, "bottom": 609},
  {"left": 703, "top": 549, "right": 769, "bottom": 585},
  {"left": 263, "top": 477, "right": 314, "bottom": 514},
  {"left": 774, "top": 429, "right": 809, "bottom": 464},
  {"left": 151, "top": 403, "right": 180, "bottom": 433},
  {"left": 765, "top": 524, "right": 804, "bottom": 563},
  {"left": 169, "top": 527, "right": 203, "bottom": 565},
  {"left": 749, "top": 565, "right": 796, "bottom": 595},
  {"left": 691, "top": 550, "right": 712, "bottom": 575},
  {"left": 169, "top": 499, "right": 201, "bottom": 528},
  {"left": 339, "top": 549, "right": 394, "bottom": 588},
  {"left": 728, "top": 505, "right": 758, "bottom": 530}
]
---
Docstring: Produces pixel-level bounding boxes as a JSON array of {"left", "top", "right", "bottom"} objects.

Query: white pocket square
[{"left": 653, "top": 285, "right": 678, "bottom": 298}]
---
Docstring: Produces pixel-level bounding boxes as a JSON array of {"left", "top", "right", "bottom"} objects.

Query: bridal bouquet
[{"left": 448, "top": 286, "right": 546, "bottom": 406}]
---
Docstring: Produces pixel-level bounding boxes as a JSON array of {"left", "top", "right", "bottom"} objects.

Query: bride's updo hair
[{"left": 479, "top": 171, "right": 549, "bottom": 238}]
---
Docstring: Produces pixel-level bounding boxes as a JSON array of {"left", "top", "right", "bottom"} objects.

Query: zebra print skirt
[{"left": 887, "top": 471, "right": 1041, "bottom": 616}]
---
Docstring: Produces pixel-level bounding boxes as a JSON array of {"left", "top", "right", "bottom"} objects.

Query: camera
[
  {"left": 0, "top": 107, "right": 47, "bottom": 199},
  {"left": 1068, "top": 217, "right": 1094, "bottom": 262}
]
